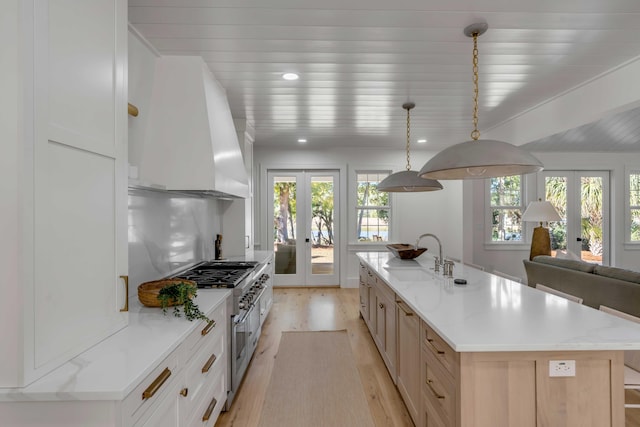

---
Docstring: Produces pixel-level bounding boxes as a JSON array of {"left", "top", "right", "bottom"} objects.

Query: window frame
[
  {"left": 352, "top": 169, "right": 393, "bottom": 245},
  {"left": 626, "top": 167, "right": 640, "bottom": 247},
  {"left": 485, "top": 174, "right": 529, "bottom": 248}
]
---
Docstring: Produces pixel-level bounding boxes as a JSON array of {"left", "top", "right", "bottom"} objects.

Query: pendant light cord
[
  {"left": 471, "top": 33, "right": 481, "bottom": 141},
  {"left": 406, "top": 106, "right": 411, "bottom": 170}
]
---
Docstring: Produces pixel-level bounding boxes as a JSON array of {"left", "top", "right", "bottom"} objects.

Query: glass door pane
[
  {"left": 545, "top": 176, "right": 568, "bottom": 254},
  {"left": 580, "top": 175, "right": 604, "bottom": 264},
  {"left": 310, "top": 175, "right": 334, "bottom": 276},
  {"left": 273, "top": 175, "right": 297, "bottom": 275},
  {"left": 540, "top": 171, "right": 609, "bottom": 265}
]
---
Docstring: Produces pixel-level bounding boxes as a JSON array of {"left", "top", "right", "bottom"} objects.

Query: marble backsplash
[{"left": 128, "top": 188, "right": 221, "bottom": 294}]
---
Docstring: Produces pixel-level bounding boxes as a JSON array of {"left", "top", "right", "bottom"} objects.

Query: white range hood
[{"left": 138, "top": 56, "right": 249, "bottom": 198}]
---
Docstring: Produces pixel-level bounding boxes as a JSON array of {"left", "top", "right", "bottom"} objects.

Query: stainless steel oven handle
[{"left": 234, "top": 310, "right": 250, "bottom": 325}]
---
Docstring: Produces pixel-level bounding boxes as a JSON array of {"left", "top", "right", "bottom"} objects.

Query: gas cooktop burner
[{"left": 172, "top": 261, "right": 259, "bottom": 288}]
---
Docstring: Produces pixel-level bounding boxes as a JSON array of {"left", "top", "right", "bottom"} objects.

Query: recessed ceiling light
[
  {"left": 417, "top": 139, "right": 427, "bottom": 144},
  {"left": 297, "top": 138, "right": 307, "bottom": 143},
  {"left": 282, "top": 73, "right": 299, "bottom": 81}
]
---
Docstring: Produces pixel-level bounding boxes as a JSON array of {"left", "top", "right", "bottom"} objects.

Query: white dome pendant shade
[
  {"left": 418, "top": 23, "right": 543, "bottom": 180},
  {"left": 378, "top": 103, "right": 443, "bottom": 192}
]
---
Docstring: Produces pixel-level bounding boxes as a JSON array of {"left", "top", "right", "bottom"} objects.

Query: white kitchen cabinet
[
  {"left": 396, "top": 297, "right": 421, "bottom": 426},
  {"left": 259, "top": 255, "right": 275, "bottom": 326},
  {"left": 0, "top": 293, "right": 230, "bottom": 427},
  {"left": 1, "top": 0, "right": 128, "bottom": 388}
]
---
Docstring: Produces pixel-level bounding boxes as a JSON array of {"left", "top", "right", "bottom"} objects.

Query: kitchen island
[{"left": 358, "top": 251, "right": 640, "bottom": 427}]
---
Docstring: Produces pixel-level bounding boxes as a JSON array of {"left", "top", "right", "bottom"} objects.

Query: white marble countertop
[
  {"left": 0, "top": 251, "right": 274, "bottom": 402},
  {"left": 0, "top": 290, "right": 231, "bottom": 402},
  {"left": 358, "top": 251, "right": 640, "bottom": 352}
]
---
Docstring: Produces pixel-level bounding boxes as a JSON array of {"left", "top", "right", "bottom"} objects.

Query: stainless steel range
[{"left": 171, "top": 260, "right": 269, "bottom": 409}]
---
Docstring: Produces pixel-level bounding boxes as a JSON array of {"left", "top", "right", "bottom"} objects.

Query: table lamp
[{"left": 522, "top": 199, "right": 562, "bottom": 260}]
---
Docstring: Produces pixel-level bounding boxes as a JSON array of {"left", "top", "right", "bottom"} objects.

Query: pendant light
[
  {"left": 418, "top": 23, "right": 543, "bottom": 180},
  {"left": 378, "top": 103, "right": 443, "bottom": 192}
]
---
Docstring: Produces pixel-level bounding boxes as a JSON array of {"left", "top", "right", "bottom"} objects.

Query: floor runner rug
[{"left": 258, "top": 330, "right": 375, "bottom": 427}]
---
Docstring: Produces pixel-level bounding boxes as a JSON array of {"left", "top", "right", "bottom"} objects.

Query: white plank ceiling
[{"left": 129, "top": 0, "right": 640, "bottom": 152}]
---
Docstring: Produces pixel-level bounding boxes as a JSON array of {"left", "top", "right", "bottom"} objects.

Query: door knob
[
  {"left": 576, "top": 237, "right": 583, "bottom": 242},
  {"left": 305, "top": 238, "right": 310, "bottom": 242}
]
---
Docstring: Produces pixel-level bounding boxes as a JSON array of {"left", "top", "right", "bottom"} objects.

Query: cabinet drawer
[
  {"left": 186, "top": 367, "right": 226, "bottom": 427},
  {"left": 180, "top": 323, "right": 226, "bottom": 416},
  {"left": 423, "top": 391, "right": 449, "bottom": 427},
  {"left": 422, "top": 345, "right": 456, "bottom": 425},
  {"left": 123, "top": 351, "right": 180, "bottom": 425},
  {"left": 180, "top": 302, "right": 227, "bottom": 357},
  {"left": 374, "top": 275, "right": 394, "bottom": 302},
  {"left": 422, "top": 321, "right": 457, "bottom": 377}
]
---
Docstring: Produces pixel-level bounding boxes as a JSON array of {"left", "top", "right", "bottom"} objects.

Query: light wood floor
[
  {"left": 627, "top": 390, "right": 640, "bottom": 426},
  {"left": 215, "top": 287, "right": 640, "bottom": 427},
  {"left": 214, "top": 287, "right": 413, "bottom": 427}
]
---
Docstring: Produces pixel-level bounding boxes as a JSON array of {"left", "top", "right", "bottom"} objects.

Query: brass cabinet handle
[
  {"left": 426, "top": 378, "right": 445, "bottom": 400},
  {"left": 396, "top": 301, "right": 414, "bottom": 316},
  {"left": 202, "top": 396, "right": 218, "bottom": 421},
  {"left": 202, "top": 353, "right": 217, "bottom": 373},
  {"left": 180, "top": 388, "right": 188, "bottom": 397},
  {"left": 427, "top": 338, "right": 446, "bottom": 355},
  {"left": 142, "top": 367, "right": 171, "bottom": 400},
  {"left": 128, "top": 102, "right": 139, "bottom": 117},
  {"left": 119, "top": 275, "right": 129, "bottom": 312},
  {"left": 201, "top": 320, "right": 216, "bottom": 336}
]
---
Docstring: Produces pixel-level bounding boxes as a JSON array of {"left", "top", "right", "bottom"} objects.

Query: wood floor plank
[{"left": 215, "top": 288, "right": 413, "bottom": 427}]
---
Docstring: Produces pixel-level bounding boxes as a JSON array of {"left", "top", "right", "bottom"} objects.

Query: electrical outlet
[{"left": 549, "top": 360, "right": 576, "bottom": 377}]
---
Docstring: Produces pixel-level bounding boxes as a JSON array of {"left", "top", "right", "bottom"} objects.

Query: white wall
[
  {"left": 128, "top": 189, "right": 222, "bottom": 294},
  {"left": 254, "top": 147, "right": 464, "bottom": 287},
  {"left": 465, "top": 151, "right": 640, "bottom": 280}
]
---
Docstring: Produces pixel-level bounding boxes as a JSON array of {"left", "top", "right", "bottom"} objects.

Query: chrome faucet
[{"left": 415, "top": 233, "right": 443, "bottom": 270}]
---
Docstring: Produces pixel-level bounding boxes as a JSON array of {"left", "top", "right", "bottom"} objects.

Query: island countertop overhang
[{"left": 357, "top": 251, "right": 640, "bottom": 352}]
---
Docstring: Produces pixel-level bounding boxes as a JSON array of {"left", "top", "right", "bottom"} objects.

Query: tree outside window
[
  {"left": 356, "top": 172, "right": 390, "bottom": 242},
  {"left": 489, "top": 175, "right": 523, "bottom": 242},
  {"left": 631, "top": 172, "right": 640, "bottom": 242}
]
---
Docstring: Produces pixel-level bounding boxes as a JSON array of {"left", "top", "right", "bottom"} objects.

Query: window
[
  {"left": 630, "top": 171, "right": 640, "bottom": 242},
  {"left": 356, "top": 171, "right": 390, "bottom": 242},
  {"left": 489, "top": 175, "right": 524, "bottom": 242}
]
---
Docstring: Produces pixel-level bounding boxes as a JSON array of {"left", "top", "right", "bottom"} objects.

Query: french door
[
  {"left": 267, "top": 170, "right": 339, "bottom": 286},
  {"left": 538, "top": 171, "right": 610, "bottom": 265}
]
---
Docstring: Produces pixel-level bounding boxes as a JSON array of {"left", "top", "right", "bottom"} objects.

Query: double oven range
[{"left": 172, "top": 259, "right": 271, "bottom": 408}]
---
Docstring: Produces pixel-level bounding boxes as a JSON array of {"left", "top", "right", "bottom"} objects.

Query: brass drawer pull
[
  {"left": 201, "top": 320, "right": 216, "bottom": 336},
  {"left": 119, "top": 275, "right": 129, "bottom": 312},
  {"left": 427, "top": 338, "right": 446, "bottom": 355},
  {"left": 202, "top": 396, "right": 218, "bottom": 421},
  {"left": 128, "top": 102, "right": 139, "bottom": 117},
  {"left": 396, "top": 301, "right": 414, "bottom": 316},
  {"left": 180, "top": 388, "right": 188, "bottom": 397},
  {"left": 142, "top": 367, "right": 171, "bottom": 400},
  {"left": 426, "top": 378, "right": 445, "bottom": 400},
  {"left": 202, "top": 353, "right": 217, "bottom": 373}
]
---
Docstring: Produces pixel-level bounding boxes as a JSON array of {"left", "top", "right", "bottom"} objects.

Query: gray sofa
[{"left": 523, "top": 256, "right": 640, "bottom": 317}]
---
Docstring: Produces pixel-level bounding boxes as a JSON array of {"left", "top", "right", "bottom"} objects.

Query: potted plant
[{"left": 138, "top": 279, "right": 210, "bottom": 322}]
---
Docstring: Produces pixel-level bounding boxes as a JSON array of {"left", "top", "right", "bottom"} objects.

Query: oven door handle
[{"left": 234, "top": 309, "right": 250, "bottom": 325}]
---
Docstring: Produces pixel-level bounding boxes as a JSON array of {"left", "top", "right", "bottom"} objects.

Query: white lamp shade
[
  {"left": 377, "top": 170, "right": 443, "bottom": 192},
  {"left": 522, "top": 200, "right": 562, "bottom": 223},
  {"left": 418, "top": 139, "right": 544, "bottom": 180}
]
